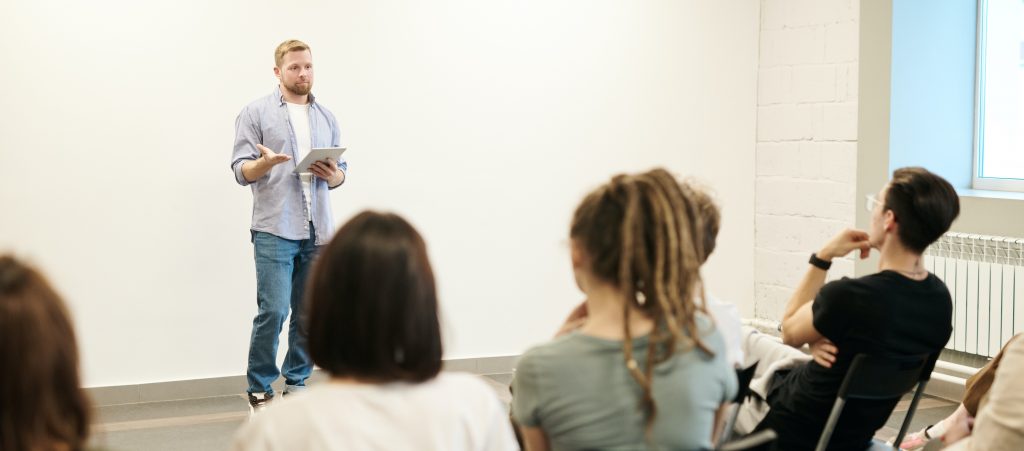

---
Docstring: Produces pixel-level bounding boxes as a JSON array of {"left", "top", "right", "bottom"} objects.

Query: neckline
[{"left": 879, "top": 269, "right": 931, "bottom": 282}]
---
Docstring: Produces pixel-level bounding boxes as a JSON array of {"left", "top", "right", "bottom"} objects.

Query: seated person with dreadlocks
[
  {"left": 553, "top": 181, "right": 744, "bottom": 367},
  {"left": 511, "top": 168, "right": 738, "bottom": 451},
  {"left": 736, "top": 167, "right": 960, "bottom": 451}
]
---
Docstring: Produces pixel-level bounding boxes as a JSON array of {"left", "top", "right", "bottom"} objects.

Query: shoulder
[
  {"left": 429, "top": 373, "right": 505, "bottom": 414},
  {"left": 247, "top": 91, "right": 279, "bottom": 110},
  {"left": 816, "top": 274, "right": 884, "bottom": 303},
  {"left": 519, "top": 334, "right": 588, "bottom": 364},
  {"left": 693, "top": 312, "right": 728, "bottom": 354},
  {"left": 819, "top": 275, "right": 861, "bottom": 293},
  {"left": 515, "top": 334, "right": 594, "bottom": 380},
  {"left": 238, "top": 94, "right": 276, "bottom": 120}
]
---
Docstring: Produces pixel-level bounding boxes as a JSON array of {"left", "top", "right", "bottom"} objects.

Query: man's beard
[{"left": 285, "top": 81, "right": 312, "bottom": 96}]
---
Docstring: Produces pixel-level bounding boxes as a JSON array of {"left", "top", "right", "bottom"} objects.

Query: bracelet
[{"left": 809, "top": 253, "right": 832, "bottom": 270}]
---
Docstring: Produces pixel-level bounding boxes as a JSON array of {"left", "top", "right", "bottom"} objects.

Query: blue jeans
[{"left": 246, "top": 225, "right": 319, "bottom": 395}]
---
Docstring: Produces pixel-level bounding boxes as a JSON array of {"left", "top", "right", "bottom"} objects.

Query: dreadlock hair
[
  {"left": 680, "top": 181, "right": 720, "bottom": 264},
  {"left": 570, "top": 168, "right": 712, "bottom": 436}
]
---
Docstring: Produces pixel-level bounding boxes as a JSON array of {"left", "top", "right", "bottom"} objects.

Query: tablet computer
[{"left": 293, "top": 147, "right": 347, "bottom": 174}]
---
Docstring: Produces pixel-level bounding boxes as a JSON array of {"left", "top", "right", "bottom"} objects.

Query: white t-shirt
[
  {"left": 232, "top": 372, "right": 519, "bottom": 451},
  {"left": 706, "top": 294, "right": 744, "bottom": 368},
  {"left": 286, "top": 102, "right": 313, "bottom": 221}
]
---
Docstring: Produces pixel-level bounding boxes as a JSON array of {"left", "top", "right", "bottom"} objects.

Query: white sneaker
[
  {"left": 247, "top": 392, "right": 273, "bottom": 418},
  {"left": 283, "top": 384, "right": 308, "bottom": 398}
]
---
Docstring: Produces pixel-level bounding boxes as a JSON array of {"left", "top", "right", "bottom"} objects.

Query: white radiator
[{"left": 925, "top": 233, "right": 1024, "bottom": 357}]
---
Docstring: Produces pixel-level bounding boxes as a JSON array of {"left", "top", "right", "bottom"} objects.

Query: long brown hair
[
  {"left": 0, "top": 256, "right": 91, "bottom": 451},
  {"left": 570, "top": 168, "right": 710, "bottom": 434}
]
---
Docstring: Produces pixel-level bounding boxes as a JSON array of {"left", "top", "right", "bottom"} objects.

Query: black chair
[
  {"left": 716, "top": 361, "right": 761, "bottom": 448},
  {"left": 815, "top": 353, "right": 937, "bottom": 451}
]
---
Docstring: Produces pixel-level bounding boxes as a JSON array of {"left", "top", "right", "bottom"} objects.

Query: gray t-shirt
[{"left": 512, "top": 314, "right": 737, "bottom": 451}]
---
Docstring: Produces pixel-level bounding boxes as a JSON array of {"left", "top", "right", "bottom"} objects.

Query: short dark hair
[
  {"left": 306, "top": 211, "right": 442, "bottom": 383},
  {"left": 884, "top": 167, "right": 960, "bottom": 253},
  {"left": 0, "top": 256, "right": 90, "bottom": 451}
]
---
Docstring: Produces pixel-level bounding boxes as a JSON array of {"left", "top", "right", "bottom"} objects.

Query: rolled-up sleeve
[
  {"left": 327, "top": 114, "right": 348, "bottom": 189},
  {"left": 231, "top": 107, "right": 262, "bottom": 186}
]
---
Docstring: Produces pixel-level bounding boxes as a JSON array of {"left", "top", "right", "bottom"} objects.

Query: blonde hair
[{"left": 274, "top": 39, "right": 310, "bottom": 68}]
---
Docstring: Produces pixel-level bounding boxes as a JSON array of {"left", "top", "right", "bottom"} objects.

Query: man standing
[{"left": 231, "top": 40, "right": 347, "bottom": 415}]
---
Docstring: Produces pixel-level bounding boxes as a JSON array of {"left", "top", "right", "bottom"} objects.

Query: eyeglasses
[{"left": 865, "top": 194, "right": 883, "bottom": 213}]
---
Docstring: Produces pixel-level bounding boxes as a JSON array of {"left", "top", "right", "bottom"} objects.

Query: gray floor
[
  {"left": 89, "top": 372, "right": 953, "bottom": 451},
  {"left": 878, "top": 394, "right": 958, "bottom": 442}
]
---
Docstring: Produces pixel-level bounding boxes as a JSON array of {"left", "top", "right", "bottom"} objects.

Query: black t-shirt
[{"left": 756, "top": 271, "right": 953, "bottom": 451}]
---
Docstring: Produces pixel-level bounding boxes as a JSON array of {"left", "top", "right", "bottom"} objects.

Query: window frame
[{"left": 972, "top": 0, "right": 1024, "bottom": 192}]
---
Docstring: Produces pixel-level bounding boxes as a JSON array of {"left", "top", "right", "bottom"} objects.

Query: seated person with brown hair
[
  {"left": 232, "top": 211, "right": 518, "bottom": 451},
  {"left": 0, "top": 256, "right": 92, "bottom": 451}
]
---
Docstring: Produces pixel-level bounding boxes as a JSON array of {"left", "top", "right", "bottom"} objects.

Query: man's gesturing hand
[{"left": 257, "top": 144, "right": 291, "bottom": 166}]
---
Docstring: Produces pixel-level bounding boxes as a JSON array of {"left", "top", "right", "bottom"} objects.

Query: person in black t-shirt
[{"left": 740, "top": 167, "right": 961, "bottom": 451}]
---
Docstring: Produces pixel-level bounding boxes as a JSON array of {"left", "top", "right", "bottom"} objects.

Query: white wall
[
  {"left": 754, "top": 0, "right": 860, "bottom": 321},
  {"left": 0, "top": 0, "right": 759, "bottom": 387}
]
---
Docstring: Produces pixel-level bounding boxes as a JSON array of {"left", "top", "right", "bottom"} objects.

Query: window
[{"left": 973, "top": 0, "right": 1024, "bottom": 192}]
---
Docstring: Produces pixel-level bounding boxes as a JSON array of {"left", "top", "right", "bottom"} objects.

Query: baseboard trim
[
  {"left": 925, "top": 372, "right": 965, "bottom": 403},
  {"left": 86, "top": 355, "right": 520, "bottom": 407}
]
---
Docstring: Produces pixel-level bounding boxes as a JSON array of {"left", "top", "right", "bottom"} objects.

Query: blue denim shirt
[{"left": 231, "top": 87, "right": 348, "bottom": 245}]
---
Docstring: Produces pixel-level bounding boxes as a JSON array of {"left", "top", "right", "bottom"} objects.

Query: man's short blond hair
[{"left": 275, "top": 40, "right": 311, "bottom": 68}]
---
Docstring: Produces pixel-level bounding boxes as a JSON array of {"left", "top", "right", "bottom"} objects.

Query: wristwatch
[{"left": 809, "top": 253, "right": 832, "bottom": 270}]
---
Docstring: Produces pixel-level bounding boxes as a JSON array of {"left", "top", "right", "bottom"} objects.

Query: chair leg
[
  {"left": 893, "top": 381, "right": 929, "bottom": 446},
  {"left": 815, "top": 398, "right": 846, "bottom": 451}
]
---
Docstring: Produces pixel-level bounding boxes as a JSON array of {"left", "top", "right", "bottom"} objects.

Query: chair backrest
[
  {"left": 815, "top": 353, "right": 936, "bottom": 451},
  {"left": 838, "top": 353, "right": 932, "bottom": 400}
]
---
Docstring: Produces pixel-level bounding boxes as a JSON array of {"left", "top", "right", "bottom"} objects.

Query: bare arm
[
  {"left": 781, "top": 229, "right": 870, "bottom": 347},
  {"left": 240, "top": 144, "right": 291, "bottom": 183},
  {"left": 519, "top": 426, "right": 550, "bottom": 451},
  {"left": 712, "top": 403, "right": 730, "bottom": 445}
]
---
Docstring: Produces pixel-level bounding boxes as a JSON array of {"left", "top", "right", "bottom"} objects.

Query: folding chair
[
  {"left": 815, "top": 353, "right": 937, "bottom": 451},
  {"left": 716, "top": 361, "right": 760, "bottom": 448}
]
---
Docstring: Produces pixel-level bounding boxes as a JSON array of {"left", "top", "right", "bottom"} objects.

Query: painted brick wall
[{"left": 754, "top": 0, "right": 860, "bottom": 322}]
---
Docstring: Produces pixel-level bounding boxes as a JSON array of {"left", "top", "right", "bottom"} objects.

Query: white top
[
  {"left": 286, "top": 102, "right": 313, "bottom": 221},
  {"left": 706, "top": 294, "right": 744, "bottom": 367},
  {"left": 232, "top": 372, "right": 520, "bottom": 451}
]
